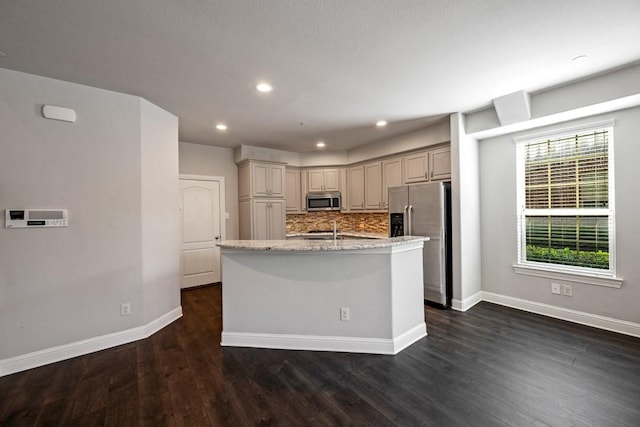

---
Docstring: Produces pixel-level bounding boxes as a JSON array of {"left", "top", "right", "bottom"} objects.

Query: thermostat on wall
[{"left": 5, "top": 209, "right": 68, "bottom": 228}]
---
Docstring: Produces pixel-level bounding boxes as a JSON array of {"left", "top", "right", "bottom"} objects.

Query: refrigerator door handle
[
  {"left": 408, "top": 205, "right": 413, "bottom": 235},
  {"left": 403, "top": 205, "right": 408, "bottom": 236}
]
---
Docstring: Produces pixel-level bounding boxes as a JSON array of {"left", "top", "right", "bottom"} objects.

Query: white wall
[
  {"left": 347, "top": 120, "right": 450, "bottom": 164},
  {"left": 232, "top": 120, "right": 450, "bottom": 168},
  {"left": 179, "top": 142, "right": 239, "bottom": 239},
  {"left": 450, "top": 113, "right": 482, "bottom": 308},
  {"left": 466, "top": 64, "right": 640, "bottom": 137},
  {"left": 0, "top": 68, "right": 180, "bottom": 366},
  {"left": 141, "top": 100, "right": 181, "bottom": 323},
  {"left": 298, "top": 151, "right": 349, "bottom": 167},
  {"left": 234, "top": 144, "right": 302, "bottom": 165},
  {"left": 463, "top": 64, "right": 640, "bottom": 331},
  {"left": 479, "top": 106, "right": 640, "bottom": 324}
]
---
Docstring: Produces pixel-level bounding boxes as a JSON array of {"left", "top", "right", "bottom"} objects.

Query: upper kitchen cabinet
[
  {"left": 381, "top": 157, "right": 403, "bottom": 208},
  {"left": 346, "top": 158, "right": 404, "bottom": 211},
  {"left": 403, "top": 151, "right": 429, "bottom": 183},
  {"left": 403, "top": 146, "right": 450, "bottom": 183},
  {"left": 285, "top": 167, "right": 302, "bottom": 212},
  {"left": 307, "top": 168, "right": 340, "bottom": 192},
  {"left": 238, "top": 160, "right": 285, "bottom": 199},
  {"left": 362, "top": 157, "right": 402, "bottom": 210},
  {"left": 429, "top": 146, "right": 451, "bottom": 181},
  {"left": 348, "top": 165, "right": 365, "bottom": 210},
  {"left": 364, "top": 162, "right": 383, "bottom": 210}
]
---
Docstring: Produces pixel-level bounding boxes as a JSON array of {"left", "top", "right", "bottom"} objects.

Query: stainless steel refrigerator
[{"left": 388, "top": 182, "right": 452, "bottom": 307}]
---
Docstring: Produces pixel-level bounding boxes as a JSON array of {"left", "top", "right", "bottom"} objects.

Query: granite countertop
[{"left": 217, "top": 236, "right": 428, "bottom": 251}]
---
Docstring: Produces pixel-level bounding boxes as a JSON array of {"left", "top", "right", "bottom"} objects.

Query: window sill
[{"left": 512, "top": 264, "right": 623, "bottom": 288}]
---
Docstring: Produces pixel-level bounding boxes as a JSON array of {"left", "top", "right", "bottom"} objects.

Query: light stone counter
[
  {"left": 218, "top": 236, "right": 429, "bottom": 355},
  {"left": 217, "top": 236, "right": 427, "bottom": 251}
]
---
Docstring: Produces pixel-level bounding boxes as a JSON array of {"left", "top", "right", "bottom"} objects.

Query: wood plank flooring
[{"left": 2, "top": 284, "right": 640, "bottom": 426}]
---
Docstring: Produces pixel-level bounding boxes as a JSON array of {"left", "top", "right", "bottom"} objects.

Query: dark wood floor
[{"left": 2, "top": 285, "right": 640, "bottom": 426}]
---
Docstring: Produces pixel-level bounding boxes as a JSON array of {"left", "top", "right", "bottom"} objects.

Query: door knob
[{"left": 215, "top": 236, "right": 220, "bottom": 240}]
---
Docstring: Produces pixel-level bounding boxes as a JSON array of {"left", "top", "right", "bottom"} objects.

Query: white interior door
[{"left": 180, "top": 177, "right": 224, "bottom": 288}]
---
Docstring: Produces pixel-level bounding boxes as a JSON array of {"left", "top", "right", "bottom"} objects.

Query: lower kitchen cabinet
[{"left": 239, "top": 199, "right": 285, "bottom": 240}]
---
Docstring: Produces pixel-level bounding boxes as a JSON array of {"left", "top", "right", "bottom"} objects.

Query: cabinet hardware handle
[{"left": 431, "top": 171, "right": 434, "bottom": 178}]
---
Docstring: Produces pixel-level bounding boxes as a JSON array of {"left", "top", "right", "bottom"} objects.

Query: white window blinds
[
  {"left": 524, "top": 130, "right": 609, "bottom": 210},
  {"left": 518, "top": 126, "right": 614, "bottom": 272}
]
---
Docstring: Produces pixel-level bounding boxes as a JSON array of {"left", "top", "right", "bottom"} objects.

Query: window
[{"left": 516, "top": 122, "right": 615, "bottom": 276}]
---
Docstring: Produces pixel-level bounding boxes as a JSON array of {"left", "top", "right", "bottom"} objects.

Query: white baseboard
[
  {"left": 143, "top": 307, "right": 183, "bottom": 337},
  {"left": 0, "top": 306, "right": 183, "bottom": 377},
  {"left": 221, "top": 323, "right": 427, "bottom": 355},
  {"left": 451, "top": 291, "right": 483, "bottom": 312},
  {"left": 392, "top": 323, "right": 428, "bottom": 354},
  {"left": 481, "top": 292, "right": 640, "bottom": 338}
]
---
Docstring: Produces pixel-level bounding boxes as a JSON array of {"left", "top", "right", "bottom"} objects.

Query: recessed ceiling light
[
  {"left": 376, "top": 120, "right": 387, "bottom": 127},
  {"left": 0, "top": 51, "right": 7, "bottom": 57},
  {"left": 316, "top": 141, "right": 326, "bottom": 148},
  {"left": 256, "top": 82, "right": 273, "bottom": 93},
  {"left": 572, "top": 54, "right": 588, "bottom": 62},
  {"left": 216, "top": 124, "right": 228, "bottom": 131}
]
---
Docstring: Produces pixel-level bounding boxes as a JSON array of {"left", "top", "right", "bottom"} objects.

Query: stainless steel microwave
[{"left": 306, "top": 192, "right": 341, "bottom": 211}]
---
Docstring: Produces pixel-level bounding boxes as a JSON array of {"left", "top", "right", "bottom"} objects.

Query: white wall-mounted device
[
  {"left": 5, "top": 209, "right": 68, "bottom": 228},
  {"left": 42, "top": 105, "right": 76, "bottom": 123},
  {"left": 492, "top": 90, "right": 531, "bottom": 126}
]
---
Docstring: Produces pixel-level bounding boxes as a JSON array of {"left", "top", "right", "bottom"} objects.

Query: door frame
[{"left": 179, "top": 174, "right": 226, "bottom": 286}]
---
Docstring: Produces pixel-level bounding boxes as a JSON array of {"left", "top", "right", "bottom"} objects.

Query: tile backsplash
[{"left": 286, "top": 211, "right": 389, "bottom": 235}]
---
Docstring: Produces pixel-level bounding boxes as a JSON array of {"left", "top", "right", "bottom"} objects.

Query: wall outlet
[
  {"left": 551, "top": 283, "right": 561, "bottom": 295},
  {"left": 121, "top": 302, "right": 131, "bottom": 316},
  {"left": 340, "top": 307, "right": 350, "bottom": 321},
  {"left": 562, "top": 284, "right": 573, "bottom": 297}
]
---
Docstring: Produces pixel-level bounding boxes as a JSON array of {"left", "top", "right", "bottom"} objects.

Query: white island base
[{"left": 219, "top": 237, "right": 428, "bottom": 355}]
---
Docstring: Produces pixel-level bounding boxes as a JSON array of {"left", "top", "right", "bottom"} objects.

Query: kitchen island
[{"left": 217, "top": 236, "right": 428, "bottom": 355}]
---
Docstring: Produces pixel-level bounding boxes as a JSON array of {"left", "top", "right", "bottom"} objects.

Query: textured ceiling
[{"left": 1, "top": 0, "right": 640, "bottom": 152}]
